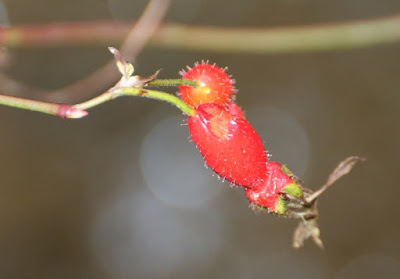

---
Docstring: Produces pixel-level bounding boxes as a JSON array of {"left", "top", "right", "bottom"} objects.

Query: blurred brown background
[{"left": 0, "top": 0, "right": 400, "bottom": 278}]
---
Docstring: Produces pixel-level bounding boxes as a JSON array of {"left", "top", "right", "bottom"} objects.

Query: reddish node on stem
[
  {"left": 57, "top": 105, "right": 88, "bottom": 119},
  {"left": 188, "top": 103, "right": 266, "bottom": 188},
  {"left": 179, "top": 62, "right": 234, "bottom": 108}
]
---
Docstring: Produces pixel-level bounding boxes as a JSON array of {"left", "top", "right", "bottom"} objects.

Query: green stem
[
  {"left": 113, "top": 87, "right": 194, "bottom": 116},
  {"left": 73, "top": 91, "right": 115, "bottom": 111},
  {"left": 153, "top": 16, "right": 400, "bottom": 53},
  {"left": 2, "top": 15, "right": 400, "bottom": 53},
  {"left": 0, "top": 93, "right": 88, "bottom": 118},
  {"left": 0, "top": 85, "right": 194, "bottom": 118},
  {"left": 0, "top": 94, "right": 60, "bottom": 115},
  {"left": 148, "top": 79, "right": 198, "bottom": 87}
]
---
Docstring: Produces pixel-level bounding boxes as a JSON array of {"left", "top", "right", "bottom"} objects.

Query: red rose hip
[
  {"left": 179, "top": 62, "right": 234, "bottom": 107},
  {"left": 188, "top": 103, "right": 266, "bottom": 187},
  {"left": 227, "top": 102, "right": 244, "bottom": 118}
]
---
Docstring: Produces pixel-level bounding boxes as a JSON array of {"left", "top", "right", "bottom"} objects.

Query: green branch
[
  {"left": 114, "top": 87, "right": 194, "bottom": 116},
  {"left": 153, "top": 16, "right": 400, "bottom": 53},
  {"left": 0, "top": 94, "right": 88, "bottom": 118},
  {"left": 0, "top": 78, "right": 195, "bottom": 118},
  {"left": 1, "top": 15, "right": 400, "bottom": 53}
]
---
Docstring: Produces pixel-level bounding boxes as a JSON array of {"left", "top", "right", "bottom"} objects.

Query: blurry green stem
[
  {"left": 154, "top": 17, "right": 400, "bottom": 53},
  {"left": 2, "top": 15, "right": 400, "bottom": 53}
]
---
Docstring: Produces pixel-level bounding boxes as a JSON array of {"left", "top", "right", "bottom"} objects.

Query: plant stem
[
  {"left": 2, "top": 15, "right": 400, "bottom": 53},
  {"left": 0, "top": 94, "right": 60, "bottom": 115},
  {"left": 154, "top": 17, "right": 400, "bottom": 53},
  {"left": 148, "top": 79, "right": 198, "bottom": 87},
  {"left": 112, "top": 87, "right": 194, "bottom": 116},
  {"left": 73, "top": 91, "right": 115, "bottom": 111},
  {"left": 0, "top": 94, "right": 88, "bottom": 118},
  {"left": 0, "top": 84, "right": 194, "bottom": 118}
]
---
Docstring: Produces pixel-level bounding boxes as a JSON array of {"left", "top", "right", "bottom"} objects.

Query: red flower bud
[{"left": 188, "top": 103, "right": 266, "bottom": 187}]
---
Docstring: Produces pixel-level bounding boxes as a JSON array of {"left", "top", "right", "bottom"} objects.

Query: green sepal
[
  {"left": 282, "top": 182, "right": 303, "bottom": 199},
  {"left": 281, "top": 164, "right": 294, "bottom": 176},
  {"left": 274, "top": 196, "right": 286, "bottom": 215}
]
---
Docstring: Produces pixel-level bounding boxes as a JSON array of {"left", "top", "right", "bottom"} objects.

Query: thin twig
[
  {"left": 0, "top": 73, "right": 48, "bottom": 97},
  {"left": 0, "top": 93, "right": 88, "bottom": 118},
  {"left": 0, "top": 81, "right": 194, "bottom": 119}
]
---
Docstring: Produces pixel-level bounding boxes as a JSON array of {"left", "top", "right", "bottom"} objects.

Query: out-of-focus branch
[
  {"left": 153, "top": 16, "right": 400, "bottom": 53},
  {"left": 50, "top": 0, "right": 170, "bottom": 103},
  {"left": 1, "top": 14, "right": 400, "bottom": 53},
  {"left": 0, "top": 73, "right": 47, "bottom": 96},
  {"left": 0, "top": 21, "right": 133, "bottom": 47}
]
